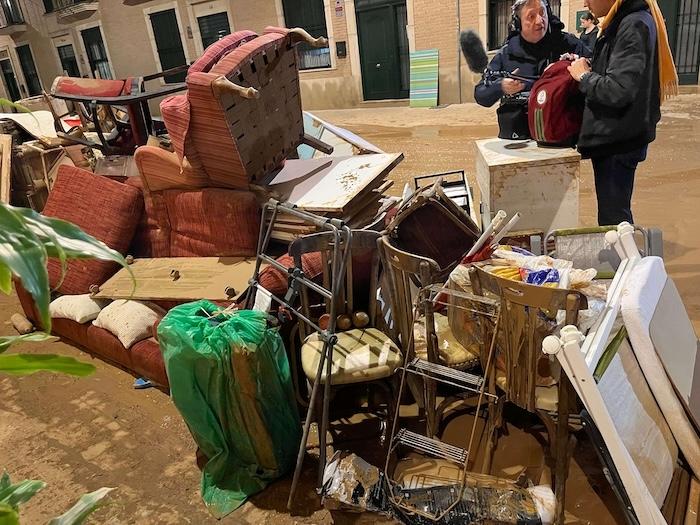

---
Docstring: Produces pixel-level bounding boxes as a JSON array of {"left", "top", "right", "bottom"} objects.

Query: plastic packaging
[{"left": 158, "top": 301, "right": 300, "bottom": 518}]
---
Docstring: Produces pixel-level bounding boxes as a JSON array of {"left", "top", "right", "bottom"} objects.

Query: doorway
[
  {"left": 0, "top": 58, "right": 20, "bottom": 101},
  {"left": 57, "top": 44, "right": 81, "bottom": 77},
  {"left": 148, "top": 8, "right": 187, "bottom": 83},
  {"left": 81, "top": 26, "right": 113, "bottom": 79},
  {"left": 355, "top": 0, "right": 409, "bottom": 100},
  {"left": 16, "top": 44, "right": 41, "bottom": 96},
  {"left": 658, "top": 0, "right": 699, "bottom": 84}
]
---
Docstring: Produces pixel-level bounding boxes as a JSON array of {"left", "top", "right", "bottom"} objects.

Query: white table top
[{"left": 476, "top": 138, "right": 581, "bottom": 169}]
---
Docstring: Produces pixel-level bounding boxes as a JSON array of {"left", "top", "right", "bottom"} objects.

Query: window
[
  {"left": 489, "top": 0, "right": 562, "bottom": 50},
  {"left": 149, "top": 8, "right": 187, "bottom": 83},
  {"left": 282, "top": 0, "right": 331, "bottom": 70},
  {"left": 0, "top": 0, "right": 25, "bottom": 25},
  {"left": 198, "top": 12, "right": 231, "bottom": 50},
  {"left": 56, "top": 44, "right": 80, "bottom": 77},
  {"left": 16, "top": 44, "right": 41, "bottom": 96},
  {"left": 81, "top": 26, "right": 112, "bottom": 79}
]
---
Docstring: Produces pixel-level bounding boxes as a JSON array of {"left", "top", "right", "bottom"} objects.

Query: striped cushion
[
  {"left": 160, "top": 31, "right": 256, "bottom": 166},
  {"left": 188, "top": 30, "right": 258, "bottom": 74},
  {"left": 163, "top": 188, "right": 260, "bottom": 257},
  {"left": 43, "top": 166, "right": 143, "bottom": 295}
]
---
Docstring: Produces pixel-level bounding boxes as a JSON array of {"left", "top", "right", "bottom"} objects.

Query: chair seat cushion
[
  {"left": 301, "top": 328, "right": 401, "bottom": 385},
  {"left": 414, "top": 312, "right": 480, "bottom": 369},
  {"left": 495, "top": 371, "right": 558, "bottom": 412}
]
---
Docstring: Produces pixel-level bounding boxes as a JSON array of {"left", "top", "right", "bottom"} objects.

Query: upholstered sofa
[{"left": 15, "top": 165, "right": 320, "bottom": 389}]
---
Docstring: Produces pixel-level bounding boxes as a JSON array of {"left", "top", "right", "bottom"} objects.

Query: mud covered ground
[{"left": 2, "top": 94, "right": 699, "bottom": 524}]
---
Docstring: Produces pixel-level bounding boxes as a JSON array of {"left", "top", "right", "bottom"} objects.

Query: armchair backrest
[{"left": 163, "top": 27, "right": 325, "bottom": 190}]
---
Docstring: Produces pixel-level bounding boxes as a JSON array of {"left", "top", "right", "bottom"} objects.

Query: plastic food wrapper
[
  {"left": 321, "top": 451, "right": 384, "bottom": 512},
  {"left": 158, "top": 301, "right": 301, "bottom": 518},
  {"left": 492, "top": 249, "right": 574, "bottom": 272},
  {"left": 521, "top": 268, "right": 560, "bottom": 286}
]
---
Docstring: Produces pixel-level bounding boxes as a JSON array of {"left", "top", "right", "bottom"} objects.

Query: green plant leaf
[
  {"left": 0, "top": 333, "right": 58, "bottom": 354},
  {"left": 0, "top": 205, "right": 51, "bottom": 331},
  {"left": 0, "top": 473, "right": 10, "bottom": 492},
  {"left": 47, "top": 487, "right": 113, "bottom": 525},
  {"left": 0, "top": 263, "right": 10, "bottom": 295},
  {"left": 0, "top": 354, "right": 95, "bottom": 376},
  {"left": 0, "top": 479, "right": 46, "bottom": 508},
  {"left": 0, "top": 502, "right": 19, "bottom": 525},
  {"left": 11, "top": 205, "right": 133, "bottom": 295}
]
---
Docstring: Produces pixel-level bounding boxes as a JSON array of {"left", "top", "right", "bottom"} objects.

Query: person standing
[
  {"left": 475, "top": 0, "right": 588, "bottom": 139},
  {"left": 578, "top": 11, "right": 599, "bottom": 53},
  {"left": 568, "top": 0, "right": 678, "bottom": 225}
]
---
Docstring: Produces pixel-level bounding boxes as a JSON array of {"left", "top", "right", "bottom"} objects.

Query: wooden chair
[
  {"left": 468, "top": 264, "right": 588, "bottom": 523},
  {"left": 289, "top": 229, "right": 401, "bottom": 455},
  {"left": 379, "top": 235, "right": 483, "bottom": 438}
]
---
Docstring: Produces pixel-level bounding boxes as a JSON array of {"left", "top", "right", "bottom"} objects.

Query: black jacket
[
  {"left": 577, "top": 0, "right": 660, "bottom": 158},
  {"left": 579, "top": 26, "right": 598, "bottom": 54},
  {"left": 475, "top": 16, "right": 589, "bottom": 107}
]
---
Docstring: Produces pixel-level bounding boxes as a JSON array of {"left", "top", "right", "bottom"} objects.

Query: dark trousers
[{"left": 591, "top": 146, "right": 647, "bottom": 226}]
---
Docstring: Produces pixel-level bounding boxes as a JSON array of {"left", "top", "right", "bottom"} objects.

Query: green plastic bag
[{"left": 158, "top": 301, "right": 301, "bottom": 518}]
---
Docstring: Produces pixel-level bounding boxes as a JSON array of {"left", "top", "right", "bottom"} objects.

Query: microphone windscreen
[{"left": 460, "top": 30, "right": 489, "bottom": 73}]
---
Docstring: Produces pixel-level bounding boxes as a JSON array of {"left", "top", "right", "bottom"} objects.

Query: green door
[
  {"left": 0, "top": 59, "right": 20, "bottom": 101},
  {"left": 657, "top": 0, "right": 699, "bottom": 85},
  {"left": 149, "top": 9, "right": 187, "bottom": 83},
  {"left": 356, "top": 0, "right": 409, "bottom": 100},
  {"left": 16, "top": 44, "right": 41, "bottom": 96}
]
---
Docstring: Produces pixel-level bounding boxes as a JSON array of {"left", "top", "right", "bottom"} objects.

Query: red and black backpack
[{"left": 528, "top": 60, "right": 584, "bottom": 147}]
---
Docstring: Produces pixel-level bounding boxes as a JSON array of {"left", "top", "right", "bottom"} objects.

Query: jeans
[{"left": 591, "top": 146, "right": 648, "bottom": 226}]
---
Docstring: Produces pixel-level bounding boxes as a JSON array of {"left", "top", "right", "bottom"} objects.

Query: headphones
[{"left": 511, "top": 0, "right": 551, "bottom": 33}]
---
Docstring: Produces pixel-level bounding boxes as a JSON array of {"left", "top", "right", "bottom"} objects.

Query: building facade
[{"left": 0, "top": 0, "right": 697, "bottom": 111}]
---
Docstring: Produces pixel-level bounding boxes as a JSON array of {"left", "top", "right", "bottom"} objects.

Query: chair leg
[
  {"left": 481, "top": 396, "right": 504, "bottom": 475},
  {"left": 424, "top": 376, "right": 438, "bottom": 437},
  {"left": 554, "top": 378, "right": 573, "bottom": 525}
]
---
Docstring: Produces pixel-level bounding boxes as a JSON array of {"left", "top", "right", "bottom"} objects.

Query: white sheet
[
  {"left": 597, "top": 329, "right": 678, "bottom": 506},
  {"left": 622, "top": 256, "right": 700, "bottom": 478}
]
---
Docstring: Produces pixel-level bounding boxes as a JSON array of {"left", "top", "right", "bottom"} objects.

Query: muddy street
[{"left": 2, "top": 94, "right": 700, "bottom": 524}]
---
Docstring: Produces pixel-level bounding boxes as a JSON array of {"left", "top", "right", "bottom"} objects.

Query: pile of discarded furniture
[{"left": 9, "top": 24, "right": 700, "bottom": 525}]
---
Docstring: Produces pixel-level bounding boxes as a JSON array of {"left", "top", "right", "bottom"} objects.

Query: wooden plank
[
  {"left": 0, "top": 134, "right": 12, "bottom": 204},
  {"left": 685, "top": 476, "right": 700, "bottom": 524},
  {"left": 675, "top": 468, "right": 692, "bottom": 525},
  {"left": 96, "top": 257, "right": 265, "bottom": 302},
  {"left": 279, "top": 153, "right": 403, "bottom": 213}
]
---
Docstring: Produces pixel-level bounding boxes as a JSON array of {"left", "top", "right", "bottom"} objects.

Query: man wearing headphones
[{"left": 475, "top": 0, "right": 589, "bottom": 139}]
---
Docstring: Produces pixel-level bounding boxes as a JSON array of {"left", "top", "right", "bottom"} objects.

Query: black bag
[{"left": 497, "top": 92, "right": 531, "bottom": 140}]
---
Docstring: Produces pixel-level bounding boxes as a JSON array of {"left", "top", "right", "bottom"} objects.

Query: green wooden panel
[{"left": 409, "top": 49, "right": 438, "bottom": 108}]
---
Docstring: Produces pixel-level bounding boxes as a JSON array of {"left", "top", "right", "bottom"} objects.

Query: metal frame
[
  {"left": 245, "top": 199, "right": 352, "bottom": 509},
  {"left": 382, "top": 283, "right": 501, "bottom": 522}
]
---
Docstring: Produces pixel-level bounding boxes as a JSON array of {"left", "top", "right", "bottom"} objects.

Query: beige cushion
[
  {"left": 93, "top": 300, "right": 165, "bottom": 349},
  {"left": 414, "top": 312, "right": 480, "bottom": 369},
  {"left": 301, "top": 328, "right": 401, "bottom": 385},
  {"left": 49, "top": 294, "right": 110, "bottom": 324},
  {"left": 495, "top": 371, "right": 558, "bottom": 412}
]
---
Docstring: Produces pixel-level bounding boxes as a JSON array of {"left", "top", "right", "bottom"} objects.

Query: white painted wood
[{"left": 475, "top": 138, "right": 580, "bottom": 232}]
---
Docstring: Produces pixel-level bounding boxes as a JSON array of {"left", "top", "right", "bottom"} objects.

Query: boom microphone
[{"left": 460, "top": 30, "right": 489, "bottom": 73}]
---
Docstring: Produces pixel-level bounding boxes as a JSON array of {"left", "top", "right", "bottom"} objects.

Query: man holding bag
[{"left": 568, "top": 0, "right": 678, "bottom": 225}]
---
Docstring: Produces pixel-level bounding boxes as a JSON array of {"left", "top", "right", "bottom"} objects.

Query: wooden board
[
  {"left": 267, "top": 158, "right": 333, "bottom": 185},
  {"left": 279, "top": 153, "right": 403, "bottom": 213},
  {"left": 0, "top": 134, "right": 12, "bottom": 204},
  {"left": 410, "top": 49, "right": 439, "bottom": 108},
  {"left": 686, "top": 476, "right": 700, "bottom": 524},
  {"left": 96, "top": 257, "right": 265, "bottom": 302}
]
